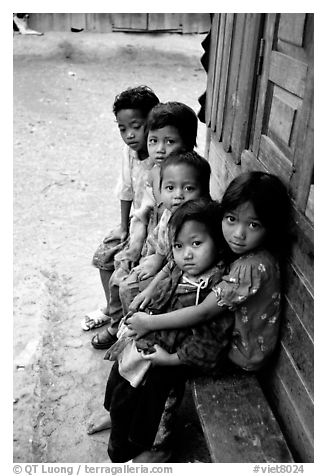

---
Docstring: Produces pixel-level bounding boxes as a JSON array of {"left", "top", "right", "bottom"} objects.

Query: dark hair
[
  {"left": 160, "top": 151, "right": 211, "bottom": 198},
  {"left": 112, "top": 85, "right": 159, "bottom": 117},
  {"left": 147, "top": 102, "right": 198, "bottom": 151},
  {"left": 168, "top": 198, "right": 225, "bottom": 258},
  {"left": 221, "top": 171, "right": 292, "bottom": 259}
]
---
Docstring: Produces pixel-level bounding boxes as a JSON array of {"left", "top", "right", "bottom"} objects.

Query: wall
[{"left": 202, "top": 13, "right": 314, "bottom": 462}]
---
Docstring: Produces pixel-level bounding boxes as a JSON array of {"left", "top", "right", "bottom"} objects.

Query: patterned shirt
[{"left": 212, "top": 249, "right": 281, "bottom": 371}]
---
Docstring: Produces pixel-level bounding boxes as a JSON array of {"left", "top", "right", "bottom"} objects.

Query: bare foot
[{"left": 87, "top": 414, "right": 112, "bottom": 435}]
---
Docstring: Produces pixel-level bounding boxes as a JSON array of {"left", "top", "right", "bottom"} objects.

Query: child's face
[
  {"left": 222, "top": 201, "right": 266, "bottom": 255},
  {"left": 173, "top": 220, "right": 217, "bottom": 279},
  {"left": 161, "top": 164, "right": 203, "bottom": 211},
  {"left": 116, "top": 109, "right": 147, "bottom": 154},
  {"left": 147, "top": 125, "right": 185, "bottom": 165}
]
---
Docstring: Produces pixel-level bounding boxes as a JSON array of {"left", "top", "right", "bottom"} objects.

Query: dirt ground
[{"left": 13, "top": 30, "right": 211, "bottom": 463}]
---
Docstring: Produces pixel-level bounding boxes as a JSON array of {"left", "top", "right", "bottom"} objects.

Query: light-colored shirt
[{"left": 115, "top": 145, "right": 154, "bottom": 210}]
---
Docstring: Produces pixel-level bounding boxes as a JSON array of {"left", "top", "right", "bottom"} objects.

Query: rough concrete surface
[{"left": 13, "top": 31, "right": 211, "bottom": 463}]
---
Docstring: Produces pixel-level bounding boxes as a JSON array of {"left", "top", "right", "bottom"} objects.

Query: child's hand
[
  {"left": 129, "top": 289, "right": 152, "bottom": 312},
  {"left": 124, "top": 247, "right": 141, "bottom": 265},
  {"left": 103, "top": 227, "right": 128, "bottom": 244},
  {"left": 140, "top": 345, "right": 175, "bottom": 366},
  {"left": 133, "top": 254, "right": 164, "bottom": 281},
  {"left": 133, "top": 261, "right": 155, "bottom": 281},
  {"left": 125, "top": 311, "right": 151, "bottom": 338}
]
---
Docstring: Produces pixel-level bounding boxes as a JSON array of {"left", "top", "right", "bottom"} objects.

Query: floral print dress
[{"left": 212, "top": 248, "right": 281, "bottom": 371}]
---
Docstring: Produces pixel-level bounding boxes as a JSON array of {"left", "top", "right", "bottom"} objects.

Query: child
[
  {"left": 123, "top": 171, "right": 291, "bottom": 462},
  {"left": 81, "top": 85, "right": 159, "bottom": 331},
  {"left": 91, "top": 102, "right": 199, "bottom": 349},
  {"left": 101, "top": 199, "right": 232, "bottom": 462},
  {"left": 119, "top": 150, "right": 212, "bottom": 315},
  {"left": 86, "top": 150, "right": 212, "bottom": 447}
]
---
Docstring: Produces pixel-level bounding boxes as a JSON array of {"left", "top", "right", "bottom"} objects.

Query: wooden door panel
[
  {"left": 251, "top": 14, "right": 313, "bottom": 216},
  {"left": 269, "top": 51, "right": 308, "bottom": 98},
  {"left": 278, "top": 13, "right": 306, "bottom": 47}
]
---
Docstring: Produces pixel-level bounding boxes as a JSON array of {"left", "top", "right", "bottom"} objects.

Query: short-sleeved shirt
[
  {"left": 115, "top": 145, "right": 154, "bottom": 210},
  {"left": 212, "top": 249, "right": 281, "bottom": 371}
]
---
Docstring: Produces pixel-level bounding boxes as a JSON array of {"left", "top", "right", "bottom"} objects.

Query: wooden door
[{"left": 249, "top": 14, "right": 313, "bottom": 220}]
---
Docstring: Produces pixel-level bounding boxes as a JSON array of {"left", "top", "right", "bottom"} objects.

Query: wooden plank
[
  {"left": 192, "top": 373, "right": 294, "bottom": 462},
  {"left": 278, "top": 13, "right": 306, "bottom": 47},
  {"left": 205, "top": 15, "right": 220, "bottom": 127},
  {"left": 281, "top": 299, "right": 314, "bottom": 393},
  {"left": 230, "top": 13, "right": 262, "bottom": 162},
  {"left": 208, "top": 135, "right": 240, "bottom": 200},
  {"left": 210, "top": 14, "right": 226, "bottom": 132},
  {"left": 29, "top": 13, "right": 54, "bottom": 32},
  {"left": 111, "top": 13, "right": 147, "bottom": 31},
  {"left": 241, "top": 149, "right": 268, "bottom": 173},
  {"left": 268, "top": 87, "right": 301, "bottom": 146},
  {"left": 274, "top": 345, "right": 313, "bottom": 433},
  {"left": 253, "top": 14, "right": 277, "bottom": 157},
  {"left": 260, "top": 362, "right": 314, "bottom": 462},
  {"left": 148, "top": 13, "right": 181, "bottom": 31},
  {"left": 181, "top": 13, "right": 211, "bottom": 33},
  {"left": 269, "top": 51, "right": 308, "bottom": 99},
  {"left": 284, "top": 263, "right": 314, "bottom": 338},
  {"left": 221, "top": 13, "right": 246, "bottom": 154},
  {"left": 305, "top": 185, "right": 314, "bottom": 222},
  {"left": 71, "top": 13, "right": 85, "bottom": 30},
  {"left": 289, "top": 208, "right": 314, "bottom": 290},
  {"left": 51, "top": 13, "right": 71, "bottom": 31},
  {"left": 258, "top": 135, "right": 293, "bottom": 183},
  {"left": 215, "top": 13, "right": 234, "bottom": 142},
  {"left": 290, "top": 47, "right": 314, "bottom": 212}
]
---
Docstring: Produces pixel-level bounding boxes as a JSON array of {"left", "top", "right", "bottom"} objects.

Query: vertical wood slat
[
  {"left": 221, "top": 14, "right": 246, "bottom": 155},
  {"left": 71, "top": 13, "right": 86, "bottom": 30},
  {"left": 51, "top": 13, "right": 71, "bottom": 31},
  {"left": 148, "top": 13, "right": 181, "bottom": 31},
  {"left": 215, "top": 13, "right": 234, "bottom": 142},
  {"left": 181, "top": 13, "right": 211, "bottom": 33},
  {"left": 29, "top": 13, "right": 54, "bottom": 32},
  {"left": 111, "top": 13, "right": 147, "bottom": 30},
  {"left": 289, "top": 24, "right": 314, "bottom": 212},
  {"left": 82, "top": 13, "right": 111, "bottom": 32},
  {"left": 210, "top": 14, "right": 226, "bottom": 132},
  {"left": 252, "top": 14, "right": 277, "bottom": 157},
  {"left": 205, "top": 15, "right": 220, "bottom": 128},
  {"left": 230, "top": 13, "right": 262, "bottom": 162}
]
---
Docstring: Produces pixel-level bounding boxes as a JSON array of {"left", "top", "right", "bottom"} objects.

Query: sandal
[
  {"left": 81, "top": 309, "right": 110, "bottom": 331},
  {"left": 91, "top": 328, "right": 117, "bottom": 349}
]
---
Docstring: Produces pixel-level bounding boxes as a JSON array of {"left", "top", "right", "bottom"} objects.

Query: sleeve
[
  {"left": 132, "top": 171, "right": 156, "bottom": 224},
  {"left": 155, "top": 210, "right": 171, "bottom": 257},
  {"left": 176, "top": 313, "right": 234, "bottom": 371},
  {"left": 212, "top": 259, "right": 266, "bottom": 310},
  {"left": 115, "top": 145, "right": 134, "bottom": 201}
]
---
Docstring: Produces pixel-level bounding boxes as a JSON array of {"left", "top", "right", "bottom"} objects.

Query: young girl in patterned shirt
[{"left": 102, "top": 198, "right": 231, "bottom": 462}]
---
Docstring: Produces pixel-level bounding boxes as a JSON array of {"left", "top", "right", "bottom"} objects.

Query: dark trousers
[{"left": 104, "top": 361, "right": 188, "bottom": 462}]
